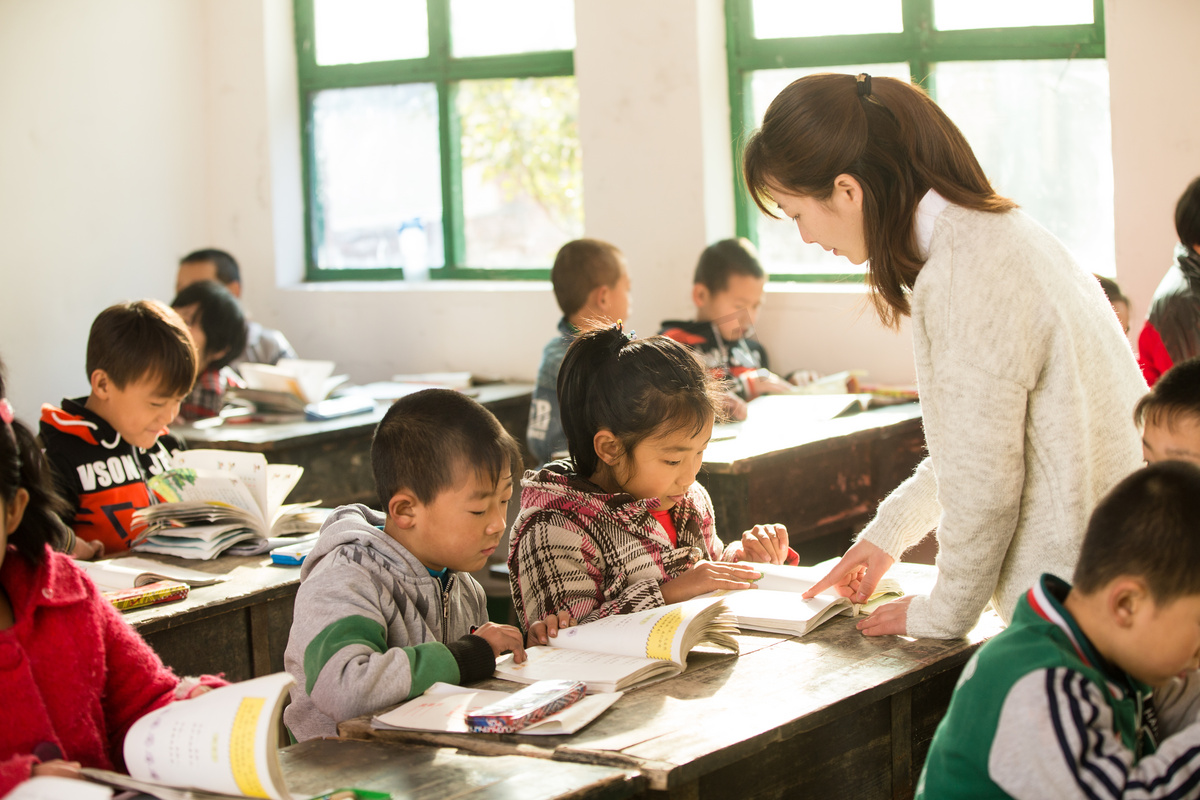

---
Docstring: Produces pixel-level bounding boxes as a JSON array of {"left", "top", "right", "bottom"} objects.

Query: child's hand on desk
[
  {"left": 473, "top": 622, "right": 528, "bottom": 663},
  {"left": 738, "top": 523, "right": 790, "bottom": 564},
  {"left": 749, "top": 370, "right": 795, "bottom": 396},
  {"left": 661, "top": 561, "right": 761, "bottom": 604},
  {"left": 526, "top": 610, "right": 575, "bottom": 647},
  {"left": 68, "top": 537, "right": 104, "bottom": 561}
]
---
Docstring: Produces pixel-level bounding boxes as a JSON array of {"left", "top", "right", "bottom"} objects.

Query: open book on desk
[
  {"left": 706, "top": 562, "right": 904, "bottom": 637},
  {"left": 77, "top": 556, "right": 227, "bottom": 590},
  {"left": 494, "top": 596, "right": 738, "bottom": 693},
  {"left": 82, "top": 672, "right": 295, "bottom": 800},
  {"left": 131, "top": 449, "right": 322, "bottom": 560}
]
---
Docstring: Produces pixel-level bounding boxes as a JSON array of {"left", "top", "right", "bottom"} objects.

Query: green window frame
[
  {"left": 293, "top": 0, "right": 574, "bottom": 282},
  {"left": 725, "top": 0, "right": 1107, "bottom": 283}
]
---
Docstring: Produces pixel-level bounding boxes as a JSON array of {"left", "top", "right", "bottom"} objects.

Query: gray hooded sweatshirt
[{"left": 283, "top": 504, "right": 495, "bottom": 741}]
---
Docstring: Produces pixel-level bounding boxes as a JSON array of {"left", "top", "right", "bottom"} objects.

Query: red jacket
[{"left": 0, "top": 546, "right": 221, "bottom": 795}]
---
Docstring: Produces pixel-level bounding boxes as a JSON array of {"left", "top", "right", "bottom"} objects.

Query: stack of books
[{"left": 131, "top": 449, "right": 324, "bottom": 560}]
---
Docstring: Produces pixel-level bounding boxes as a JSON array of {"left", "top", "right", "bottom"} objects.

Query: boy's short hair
[
  {"left": 1095, "top": 274, "right": 1129, "bottom": 307},
  {"left": 180, "top": 248, "right": 241, "bottom": 287},
  {"left": 1073, "top": 460, "right": 1200, "bottom": 602},
  {"left": 86, "top": 300, "right": 197, "bottom": 397},
  {"left": 694, "top": 238, "right": 765, "bottom": 294},
  {"left": 1175, "top": 176, "right": 1200, "bottom": 252},
  {"left": 171, "top": 280, "right": 248, "bottom": 371},
  {"left": 372, "top": 388, "right": 522, "bottom": 508},
  {"left": 1134, "top": 357, "right": 1200, "bottom": 430},
  {"left": 551, "top": 239, "right": 624, "bottom": 318}
]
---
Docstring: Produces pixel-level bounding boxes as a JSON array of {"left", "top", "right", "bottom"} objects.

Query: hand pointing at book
[
  {"left": 660, "top": 561, "right": 761, "bottom": 605},
  {"left": 802, "top": 539, "right": 906, "bottom": 636}
]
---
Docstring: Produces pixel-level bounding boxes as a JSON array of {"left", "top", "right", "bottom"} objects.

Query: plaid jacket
[{"left": 507, "top": 461, "right": 740, "bottom": 629}]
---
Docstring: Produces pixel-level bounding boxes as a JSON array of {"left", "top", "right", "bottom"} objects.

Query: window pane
[
  {"left": 311, "top": 85, "right": 444, "bottom": 272},
  {"left": 751, "top": 0, "right": 903, "bottom": 39},
  {"left": 451, "top": 0, "right": 575, "bottom": 58},
  {"left": 934, "top": 0, "right": 1093, "bottom": 31},
  {"left": 313, "top": 0, "right": 428, "bottom": 66},
  {"left": 457, "top": 77, "right": 583, "bottom": 268},
  {"left": 934, "top": 59, "right": 1113, "bottom": 274},
  {"left": 749, "top": 64, "right": 910, "bottom": 276}
]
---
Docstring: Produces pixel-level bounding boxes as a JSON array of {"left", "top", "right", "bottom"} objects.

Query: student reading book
[
  {"left": 494, "top": 596, "right": 738, "bottom": 693},
  {"left": 83, "top": 672, "right": 294, "bottom": 800},
  {"left": 131, "top": 449, "right": 320, "bottom": 559},
  {"left": 707, "top": 562, "right": 904, "bottom": 637}
]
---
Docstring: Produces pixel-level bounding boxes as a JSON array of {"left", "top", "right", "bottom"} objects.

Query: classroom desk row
[
  {"left": 333, "top": 564, "right": 1000, "bottom": 800},
  {"left": 176, "top": 383, "right": 537, "bottom": 507}
]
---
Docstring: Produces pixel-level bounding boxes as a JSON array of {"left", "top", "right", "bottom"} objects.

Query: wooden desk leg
[
  {"left": 891, "top": 690, "right": 913, "bottom": 800},
  {"left": 250, "top": 603, "right": 272, "bottom": 678}
]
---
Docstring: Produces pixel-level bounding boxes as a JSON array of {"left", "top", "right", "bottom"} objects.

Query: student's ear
[
  {"left": 90, "top": 369, "right": 113, "bottom": 400},
  {"left": 593, "top": 429, "right": 625, "bottom": 467},
  {"left": 692, "top": 283, "right": 710, "bottom": 310},
  {"left": 1108, "top": 577, "right": 1150, "bottom": 628},
  {"left": 593, "top": 283, "right": 612, "bottom": 313},
  {"left": 226, "top": 280, "right": 242, "bottom": 299},
  {"left": 832, "top": 174, "right": 864, "bottom": 211},
  {"left": 4, "top": 488, "right": 29, "bottom": 535},
  {"left": 387, "top": 491, "right": 420, "bottom": 530}
]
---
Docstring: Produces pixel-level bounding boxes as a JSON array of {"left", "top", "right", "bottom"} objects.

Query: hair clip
[
  {"left": 612, "top": 320, "right": 636, "bottom": 341},
  {"left": 0, "top": 399, "right": 12, "bottom": 425},
  {"left": 856, "top": 73, "right": 872, "bottom": 97}
]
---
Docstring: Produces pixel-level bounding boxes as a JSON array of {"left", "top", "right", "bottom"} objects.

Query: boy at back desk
[
  {"left": 284, "top": 388, "right": 571, "bottom": 742},
  {"left": 1137, "top": 357, "right": 1200, "bottom": 466},
  {"left": 526, "top": 238, "right": 631, "bottom": 466},
  {"left": 39, "top": 300, "right": 196, "bottom": 555},
  {"left": 660, "top": 238, "right": 799, "bottom": 419},
  {"left": 916, "top": 461, "right": 1200, "bottom": 799}
]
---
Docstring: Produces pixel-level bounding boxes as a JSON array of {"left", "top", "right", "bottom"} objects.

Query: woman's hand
[
  {"left": 801, "top": 539, "right": 895, "bottom": 604},
  {"left": 739, "top": 524, "right": 790, "bottom": 565},
  {"left": 660, "top": 561, "right": 760, "bottom": 604},
  {"left": 856, "top": 595, "right": 913, "bottom": 636},
  {"left": 526, "top": 610, "right": 575, "bottom": 647}
]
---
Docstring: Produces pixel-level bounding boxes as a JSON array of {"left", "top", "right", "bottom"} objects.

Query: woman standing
[{"left": 742, "top": 73, "right": 1145, "bottom": 638}]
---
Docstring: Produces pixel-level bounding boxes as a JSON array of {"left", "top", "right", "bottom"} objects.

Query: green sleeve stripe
[
  {"left": 304, "top": 614, "right": 388, "bottom": 694},
  {"left": 403, "top": 642, "right": 461, "bottom": 697}
]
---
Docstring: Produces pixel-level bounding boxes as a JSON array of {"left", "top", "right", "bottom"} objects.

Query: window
[
  {"left": 727, "top": 0, "right": 1110, "bottom": 281},
  {"left": 294, "top": 0, "right": 582, "bottom": 281}
]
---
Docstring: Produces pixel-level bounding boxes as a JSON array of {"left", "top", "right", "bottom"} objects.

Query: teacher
[{"left": 742, "top": 73, "right": 1146, "bottom": 638}]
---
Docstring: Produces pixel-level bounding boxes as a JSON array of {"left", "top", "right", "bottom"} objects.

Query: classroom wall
[{"left": 2, "top": 0, "right": 1198, "bottom": 419}]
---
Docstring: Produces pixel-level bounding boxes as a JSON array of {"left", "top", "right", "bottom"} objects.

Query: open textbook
[
  {"left": 131, "top": 450, "right": 322, "bottom": 559},
  {"left": 82, "top": 672, "right": 294, "bottom": 800},
  {"left": 373, "top": 681, "right": 622, "bottom": 736},
  {"left": 494, "top": 596, "right": 738, "bottom": 693},
  {"left": 707, "top": 562, "right": 904, "bottom": 637},
  {"left": 77, "top": 556, "right": 226, "bottom": 590}
]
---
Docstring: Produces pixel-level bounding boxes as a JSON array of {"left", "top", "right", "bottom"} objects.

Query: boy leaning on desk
[
  {"left": 283, "top": 388, "right": 572, "bottom": 741},
  {"left": 917, "top": 461, "right": 1200, "bottom": 799}
]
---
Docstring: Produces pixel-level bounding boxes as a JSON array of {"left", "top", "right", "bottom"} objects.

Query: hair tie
[
  {"left": 0, "top": 399, "right": 12, "bottom": 426},
  {"left": 856, "top": 73, "right": 872, "bottom": 97},
  {"left": 613, "top": 320, "right": 636, "bottom": 341}
]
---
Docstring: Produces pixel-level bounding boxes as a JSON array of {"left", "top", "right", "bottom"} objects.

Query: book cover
[{"left": 102, "top": 580, "right": 189, "bottom": 612}]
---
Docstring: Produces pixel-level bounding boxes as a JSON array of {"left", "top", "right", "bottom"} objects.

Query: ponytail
[{"left": 557, "top": 326, "right": 722, "bottom": 478}]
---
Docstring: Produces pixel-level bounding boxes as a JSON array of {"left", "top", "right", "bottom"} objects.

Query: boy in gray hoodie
[{"left": 284, "top": 388, "right": 570, "bottom": 741}]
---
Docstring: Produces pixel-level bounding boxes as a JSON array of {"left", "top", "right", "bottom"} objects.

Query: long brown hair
[{"left": 742, "top": 73, "right": 1015, "bottom": 328}]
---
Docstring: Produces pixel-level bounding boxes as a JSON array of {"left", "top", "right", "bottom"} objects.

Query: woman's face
[{"left": 770, "top": 176, "right": 868, "bottom": 265}]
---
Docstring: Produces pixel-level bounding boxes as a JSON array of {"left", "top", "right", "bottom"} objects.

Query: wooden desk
[
  {"left": 699, "top": 402, "right": 926, "bottom": 563},
  {"left": 339, "top": 565, "right": 1000, "bottom": 800},
  {"left": 281, "top": 738, "right": 644, "bottom": 800},
  {"left": 177, "top": 383, "right": 534, "bottom": 507},
  {"left": 122, "top": 553, "right": 299, "bottom": 682}
]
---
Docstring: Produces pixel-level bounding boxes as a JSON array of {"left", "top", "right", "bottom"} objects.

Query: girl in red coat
[{"left": 0, "top": 366, "right": 224, "bottom": 796}]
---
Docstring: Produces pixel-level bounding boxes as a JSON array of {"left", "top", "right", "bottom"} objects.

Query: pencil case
[{"left": 464, "top": 679, "right": 587, "bottom": 734}]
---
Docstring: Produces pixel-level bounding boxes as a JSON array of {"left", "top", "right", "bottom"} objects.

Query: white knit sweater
[{"left": 858, "top": 199, "right": 1147, "bottom": 639}]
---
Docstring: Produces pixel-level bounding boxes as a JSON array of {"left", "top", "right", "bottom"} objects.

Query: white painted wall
[
  {"left": 0, "top": 0, "right": 208, "bottom": 418},
  {"left": 1, "top": 0, "right": 1197, "bottom": 422}
]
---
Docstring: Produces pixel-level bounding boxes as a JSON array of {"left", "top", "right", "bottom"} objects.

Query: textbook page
[
  {"left": 77, "top": 557, "right": 225, "bottom": 590},
  {"left": 494, "top": 647, "right": 677, "bottom": 693},
  {"left": 121, "top": 672, "right": 294, "bottom": 800},
  {"left": 372, "top": 682, "right": 622, "bottom": 735},
  {"left": 174, "top": 450, "right": 271, "bottom": 517},
  {"left": 549, "top": 596, "right": 729, "bottom": 665}
]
